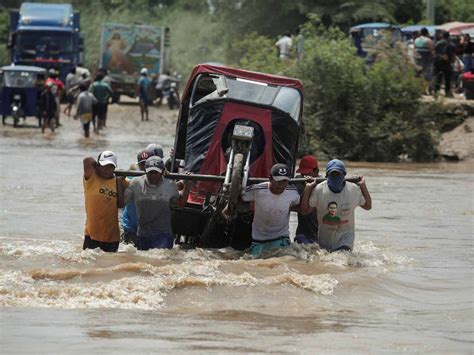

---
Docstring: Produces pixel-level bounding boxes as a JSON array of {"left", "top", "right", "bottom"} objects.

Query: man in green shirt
[{"left": 90, "top": 73, "right": 113, "bottom": 130}]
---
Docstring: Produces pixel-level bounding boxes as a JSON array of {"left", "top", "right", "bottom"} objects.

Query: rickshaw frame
[
  {"left": 169, "top": 64, "right": 305, "bottom": 249},
  {"left": 0, "top": 65, "right": 47, "bottom": 128}
]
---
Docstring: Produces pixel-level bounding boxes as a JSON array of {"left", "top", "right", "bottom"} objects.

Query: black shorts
[
  {"left": 83, "top": 235, "right": 119, "bottom": 252},
  {"left": 94, "top": 103, "right": 108, "bottom": 120},
  {"left": 66, "top": 94, "right": 74, "bottom": 104}
]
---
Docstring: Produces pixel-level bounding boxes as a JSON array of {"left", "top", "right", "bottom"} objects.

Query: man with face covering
[{"left": 301, "top": 159, "right": 372, "bottom": 252}]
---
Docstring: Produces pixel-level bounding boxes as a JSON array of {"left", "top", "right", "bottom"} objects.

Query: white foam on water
[
  {"left": 0, "top": 257, "right": 339, "bottom": 310},
  {"left": 0, "top": 270, "right": 166, "bottom": 310},
  {"left": 318, "top": 241, "right": 412, "bottom": 269}
]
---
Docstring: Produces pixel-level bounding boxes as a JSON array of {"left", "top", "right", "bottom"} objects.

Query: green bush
[{"left": 226, "top": 15, "right": 448, "bottom": 162}]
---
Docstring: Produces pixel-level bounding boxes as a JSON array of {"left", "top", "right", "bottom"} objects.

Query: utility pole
[{"left": 426, "top": 0, "right": 436, "bottom": 25}]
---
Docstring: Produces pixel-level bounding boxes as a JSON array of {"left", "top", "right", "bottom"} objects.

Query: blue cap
[{"left": 326, "top": 159, "right": 346, "bottom": 176}]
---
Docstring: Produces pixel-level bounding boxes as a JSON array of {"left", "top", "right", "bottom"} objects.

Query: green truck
[{"left": 99, "top": 23, "right": 170, "bottom": 103}]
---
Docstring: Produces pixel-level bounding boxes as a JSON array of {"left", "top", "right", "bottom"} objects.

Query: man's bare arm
[
  {"left": 83, "top": 157, "right": 96, "bottom": 180},
  {"left": 358, "top": 176, "right": 372, "bottom": 210}
]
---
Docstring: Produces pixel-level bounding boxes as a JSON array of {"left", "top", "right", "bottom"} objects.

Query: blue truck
[{"left": 7, "top": 2, "right": 84, "bottom": 83}]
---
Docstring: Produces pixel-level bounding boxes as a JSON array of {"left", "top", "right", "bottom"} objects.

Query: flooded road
[{"left": 1, "top": 103, "right": 473, "bottom": 353}]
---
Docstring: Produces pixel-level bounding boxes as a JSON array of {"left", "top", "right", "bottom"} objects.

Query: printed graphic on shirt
[
  {"left": 322, "top": 201, "right": 341, "bottom": 227},
  {"left": 99, "top": 186, "right": 117, "bottom": 200}
]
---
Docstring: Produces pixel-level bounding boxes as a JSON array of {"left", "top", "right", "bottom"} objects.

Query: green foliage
[
  {"left": 226, "top": 32, "right": 286, "bottom": 74},
  {"left": 226, "top": 15, "right": 447, "bottom": 162},
  {"left": 163, "top": 9, "right": 226, "bottom": 77}
]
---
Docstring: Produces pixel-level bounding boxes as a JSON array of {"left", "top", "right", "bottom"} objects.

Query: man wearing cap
[
  {"left": 124, "top": 156, "right": 192, "bottom": 250},
  {"left": 294, "top": 156, "right": 320, "bottom": 244},
  {"left": 241, "top": 163, "right": 300, "bottom": 257},
  {"left": 301, "top": 159, "right": 372, "bottom": 252},
  {"left": 83, "top": 151, "right": 127, "bottom": 252},
  {"left": 137, "top": 68, "right": 151, "bottom": 121},
  {"left": 121, "top": 149, "right": 152, "bottom": 246}
]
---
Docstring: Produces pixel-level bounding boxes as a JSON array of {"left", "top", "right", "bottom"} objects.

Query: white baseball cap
[{"left": 97, "top": 150, "right": 117, "bottom": 167}]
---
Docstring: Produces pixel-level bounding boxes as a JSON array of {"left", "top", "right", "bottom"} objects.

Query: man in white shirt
[
  {"left": 301, "top": 159, "right": 372, "bottom": 252},
  {"left": 275, "top": 32, "right": 293, "bottom": 61},
  {"left": 241, "top": 163, "right": 300, "bottom": 257}
]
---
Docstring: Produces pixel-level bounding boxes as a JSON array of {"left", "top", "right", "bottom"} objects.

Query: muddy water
[{"left": 1, "top": 104, "right": 473, "bottom": 353}]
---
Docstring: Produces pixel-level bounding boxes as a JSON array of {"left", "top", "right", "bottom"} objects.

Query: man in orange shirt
[{"left": 83, "top": 150, "right": 127, "bottom": 252}]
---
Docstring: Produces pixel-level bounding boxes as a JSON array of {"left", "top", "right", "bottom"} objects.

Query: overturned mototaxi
[{"left": 167, "top": 64, "right": 304, "bottom": 250}]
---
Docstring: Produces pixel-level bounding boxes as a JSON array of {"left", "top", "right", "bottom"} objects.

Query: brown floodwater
[{"left": 1, "top": 103, "right": 473, "bottom": 353}]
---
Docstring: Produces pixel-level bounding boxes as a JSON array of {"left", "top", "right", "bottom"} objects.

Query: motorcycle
[
  {"left": 11, "top": 94, "right": 23, "bottom": 128},
  {"left": 163, "top": 82, "right": 180, "bottom": 110}
]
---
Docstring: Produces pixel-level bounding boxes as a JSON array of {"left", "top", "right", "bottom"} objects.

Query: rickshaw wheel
[
  {"left": 2, "top": 115, "right": 6, "bottom": 125},
  {"left": 229, "top": 153, "right": 244, "bottom": 215}
]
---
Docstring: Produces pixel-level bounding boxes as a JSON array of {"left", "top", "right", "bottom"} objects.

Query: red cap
[{"left": 296, "top": 156, "right": 319, "bottom": 174}]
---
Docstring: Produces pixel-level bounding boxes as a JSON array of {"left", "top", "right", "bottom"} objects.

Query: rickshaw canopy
[
  {"left": 401, "top": 25, "right": 436, "bottom": 36},
  {"left": 1, "top": 65, "right": 47, "bottom": 73},
  {"left": 174, "top": 64, "right": 304, "bottom": 203},
  {"left": 437, "top": 22, "right": 474, "bottom": 36},
  {"left": 181, "top": 64, "right": 303, "bottom": 103},
  {"left": 1, "top": 65, "right": 46, "bottom": 88}
]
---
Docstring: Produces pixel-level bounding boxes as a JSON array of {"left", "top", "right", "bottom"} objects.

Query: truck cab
[{"left": 8, "top": 3, "right": 84, "bottom": 83}]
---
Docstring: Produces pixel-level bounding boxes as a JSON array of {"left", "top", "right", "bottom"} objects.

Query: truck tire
[{"left": 228, "top": 153, "right": 244, "bottom": 215}]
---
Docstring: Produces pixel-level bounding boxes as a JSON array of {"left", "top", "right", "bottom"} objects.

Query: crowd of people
[
  {"left": 37, "top": 66, "right": 180, "bottom": 137},
  {"left": 406, "top": 30, "right": 472, "bottom": 97},
  {"left": 82, "top": 148, "right": 372, "bottom": 258}
]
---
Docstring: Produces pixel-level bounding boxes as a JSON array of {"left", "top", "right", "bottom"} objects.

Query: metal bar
[
  {"left": 115, "top": 170, "right": 361, "bottom": 184},
  {"left": 223, "top": 148, "right": 234, "bottom": 186},
  {"left": 241, "top": 149, "right": 251, "bottom": 193}
]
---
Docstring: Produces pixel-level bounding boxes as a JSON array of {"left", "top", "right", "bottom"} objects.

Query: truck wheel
[
  {"left": 112, "top": 94, "right": 120, "bottom": 104},
  {"left": 228, "top": 153, "right": 244, "bottom": 216}
]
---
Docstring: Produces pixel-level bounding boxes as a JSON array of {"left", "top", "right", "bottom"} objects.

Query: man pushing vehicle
[{"left": 240, "top": 163, "right": 301, "bottom": 257}]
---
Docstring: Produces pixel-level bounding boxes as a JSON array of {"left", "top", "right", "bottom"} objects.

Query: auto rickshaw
[
  {"left": 0, "top": 65, "right": 47, "bottom": 128},
  {"left": 168, "top": 64, "right": 304, "bottom": 250}
]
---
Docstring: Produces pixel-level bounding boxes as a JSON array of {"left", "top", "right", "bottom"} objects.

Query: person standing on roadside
[
  {"left": 137, "top": 68, "right": 151, "bottom": 121},
  {"left": 301, "top": 159, "right": 372, "bottom": 252},
  {"left": 414, "top": 28, "right": 434, "bottom": 91},
  {"left": 83, "top": 151, "right": 127, "bottom": 252},
  {"left": 433, "top": 31, "right": 456, "bottom": 98},
  {"left": 275, "top": 31, "right": 293, "bottom": 61},
  {"left": 75, "top": 82, "right": 96, "bottom": 138},
  {"left": 124, "top": 156, "right": 192, "bottom": 250},
  {"left": 90, "top": 73, "right": 113, "bottom": 130},
  {"left": 294, "top": 156, "right": 320, "bottom": 244},
  {"left": 295, "top": 28, "right": 304, "bottom": 60},
  {"left": 460, "top": 34, "right": 473, "bottom": 73}
]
